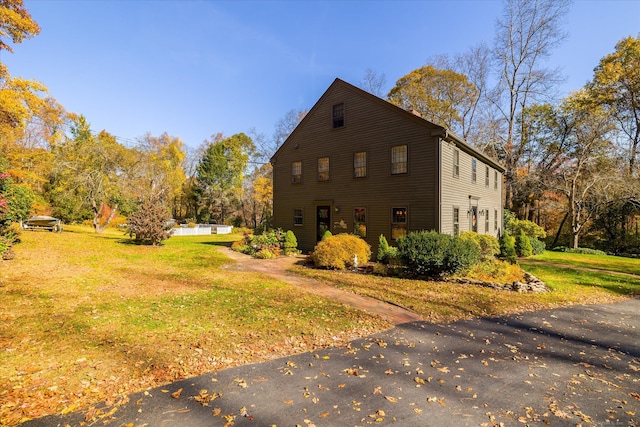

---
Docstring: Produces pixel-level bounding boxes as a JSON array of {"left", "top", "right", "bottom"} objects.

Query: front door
[
  {"left": 470, "top": 205, "right": 478, "bottom": 233},
  {"left": 317, "top": 206, "right": 331, "bottom": 241}
]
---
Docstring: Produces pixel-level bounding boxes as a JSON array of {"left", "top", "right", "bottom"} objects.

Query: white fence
[{"left": 171, "top": 224, "right": 233, "bottom": 236}]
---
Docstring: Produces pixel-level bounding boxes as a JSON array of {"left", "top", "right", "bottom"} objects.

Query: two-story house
[{"left": 270, "top": 78, "right": 504, "bottom": 254}]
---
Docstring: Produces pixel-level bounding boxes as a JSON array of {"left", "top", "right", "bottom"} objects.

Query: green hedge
[{"left": 397, "top": 231, "right": 479, "bottom": 278}]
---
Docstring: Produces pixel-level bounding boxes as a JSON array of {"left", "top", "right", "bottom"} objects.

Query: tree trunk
[
  {"left": 93, "top": 203, "right": 119, "bottom": 234},
  {"left": 551, "top": 211, "right": 568, "bottom": 248}
]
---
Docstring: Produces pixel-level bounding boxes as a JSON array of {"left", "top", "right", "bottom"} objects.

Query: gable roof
[{"left": 271, "top": 78, "right": 505, "bottom": 173}]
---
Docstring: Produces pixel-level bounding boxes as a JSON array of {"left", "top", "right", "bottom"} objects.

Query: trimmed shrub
[
  {"left": 508, "top": 218, "right": 546, "bottom": 240},
  {"left": 515, "top": 230, "right": 533, "bottom": 257},
  {"left": 460, "top": 231, "right": 500, "bottom": 261},
  {"left": 127, "top": 200, "right": 174, "bottom": 245},
  {"left": 529, "top": 237, "right": 546, "bottom": 255},
  {"left": 311, "top": 234, "right": 371, "bottom": 270},
  {"left": 377, "top": 234, "right": 398, "bottom": 264},
  {"left": 283, "top": 230, "right": 298, "bottom": 255},
  {"left": 397, "top": 230, "right": 479, "bottom": 278},
  {"left": 499, "top": 231, "right": 517, "bottom": 264}
]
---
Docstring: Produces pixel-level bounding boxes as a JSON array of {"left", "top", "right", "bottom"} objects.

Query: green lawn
[
  {"left": 527, "top": 250, "right": 640, "bottom": 276},
  {"left": 0, "top": 226, "right": 388, "bottom": 426},
  {"left": 2, "top": 228, "right": 638, "bottom": 426}
]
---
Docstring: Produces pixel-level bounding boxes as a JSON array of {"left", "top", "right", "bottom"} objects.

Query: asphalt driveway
[{"left": 24, "top": 298, "right": 639, "bottom": 427}]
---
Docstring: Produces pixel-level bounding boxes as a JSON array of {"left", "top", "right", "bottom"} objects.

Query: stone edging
[{"left": 451, "top": 272, "right": 550, "bottom": 293}]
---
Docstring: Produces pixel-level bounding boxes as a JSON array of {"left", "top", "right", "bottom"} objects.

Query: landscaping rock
[{"left": 452, "top": 271, "right": 550, "bottom": 293}]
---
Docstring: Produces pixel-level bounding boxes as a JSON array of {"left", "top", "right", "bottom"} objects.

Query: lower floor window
[
  {"left": 354, "top": 207, "right": 366, "bottom": 237},
  {"left": 494, "top": 209, "right": 498, "bottom": 231},
  {"left": 391, "top": 207, "right": 407, "bottom": 239},
  {"left": 453, "top": 207, "right": 460, "bottom": 236},
  {"left": 485, "top": 209, "right": 490, "bottom": 232},
  {"left": 293, "top": 208, "right": 303, "bottom": 226}
]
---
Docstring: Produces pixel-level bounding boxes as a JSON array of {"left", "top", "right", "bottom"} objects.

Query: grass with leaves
[
  {"left": 291, "top": 252, "right": 640, "bottom": 323},
  {"left": 0, "top": 226, "right": 388, "bottom": 425},
  {"left": 2, "top": 227, "right": 639, "bottom": 425}
]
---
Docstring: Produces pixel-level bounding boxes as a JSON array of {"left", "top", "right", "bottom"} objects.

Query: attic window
[{"left": 332, "top": 103, "right": 344, "bottom": 128}]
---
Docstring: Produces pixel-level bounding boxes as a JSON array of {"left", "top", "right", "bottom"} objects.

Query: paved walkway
[{"left": 22, "top": 250, "right": 640, "bottom": 427}]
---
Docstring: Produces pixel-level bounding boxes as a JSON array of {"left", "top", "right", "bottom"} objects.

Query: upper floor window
[
  {"left": 471, "top": 158, "right": 477, "bottom": 183},
  {"left": 494, "top": 171, "right": 499, "bottom": 190},
  {"left": 318, "top": 157, "right": 330, "bottom": 181},
  {"left": 293, "top": 208, "right": 303, "bottom": 226},
  {"left": 485, "top": 166, "right": 490, "bottom": 187},
  {"left": 332, "top": 103, "right": 344, "bottom": 128},
  {"left": 353, "top": 151, "right": 367, "bottom": 178},
  {"left": 391, "top": 207, "right": 408, "bottom": 239},
  {"left": 391, "top": 145, "right": 407, "bottom": 174},
  {"left": 292, "top": 161, "right": 302, "bottom": 184},
  {"left": 453, "top": 149, "right": 460, "bottom": 177}
]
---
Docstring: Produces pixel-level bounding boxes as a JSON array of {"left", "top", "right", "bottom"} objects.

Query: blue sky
[{"left": 2, "top": 0, "right": 639, "bottom": 150}]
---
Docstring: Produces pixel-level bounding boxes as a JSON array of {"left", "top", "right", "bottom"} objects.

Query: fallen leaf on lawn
[
  {"left": 437, "top": 367, "right": 450, "bottom": 373},
  {"left": 385, "top": 396, "right": 398, "bottom": 403},
  {"left": 427, "top": 396, "right": 438, "bottom": 402},
  {"left": 414, "top": 377, "right": 425, "bottom": 385},
  {"left": 171, "top": 388, "right": 183, "bottom": 399},
  {"left": 320, "top": 412, "right": 330, "bottom": 418},
  {"left": 414, "top": 408, "right": 423, "bottom": 415},
  {"left": 437, "top": 398, "right": 446, "bottom": 407},
  {"left": 384, "top": 369, "right": 394, "bottom": 375},
  {"left": 284, "top": 400, "right": 294, "bottom": 405},
  {"left": 631, "top": 392, "right": 640, "bottom": 401},
  {"left": 337, "top": 383, "right": 346, "bottom": 388},
  {"left": 213, "top": 408, "right": 221, "bottom": 416}
]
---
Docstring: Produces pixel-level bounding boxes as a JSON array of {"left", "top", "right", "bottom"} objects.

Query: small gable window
[{"left": 332, "top": 103, "right": 344, "bottom": 128}]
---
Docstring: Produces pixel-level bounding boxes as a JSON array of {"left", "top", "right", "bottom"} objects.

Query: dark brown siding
[{"left": 272, "top": 80, "right": 443, "bottom": 255}]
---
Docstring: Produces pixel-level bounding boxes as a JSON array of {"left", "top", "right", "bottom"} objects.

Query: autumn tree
[
  {"left": 0, "top": 0, "right": 40, "bottom": 53},
  {"left": 525, "top": 92, "right": 618, "bottom": 248},
  {"left": 0, "top": 0, "right": 46, "bottom": 140},
  {"left": 428, "top": 44, "right": 495, "bottom": 146},
  {"left": 133, "top": 132, "right": 187, "bottom": 215},
  {"left": 195, "top": 133, "right": 254, "bottom": 224},
  {"left": 240, "top": 163, "right": 272, "bottom": 230},
  {"left": 48, "top": 116, "right": 133, "bottom": 232},
  {"left": 387, "top": 65, "right": 479, "bottom": 137},
  {"left": 587, "top": 35, "right": 640, "bottom": 177},
  {"left": 492, "top": 0, "right": 570, "bottom": 210}
]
